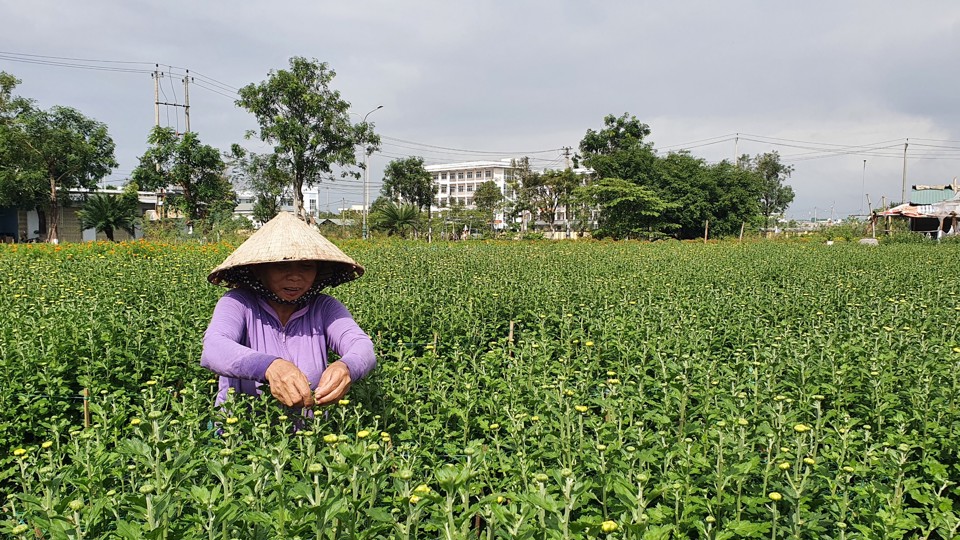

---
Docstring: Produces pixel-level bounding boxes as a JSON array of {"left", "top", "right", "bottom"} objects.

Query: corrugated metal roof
[{"left": 911, "top": 188, "right": 956, "bottom": 205}]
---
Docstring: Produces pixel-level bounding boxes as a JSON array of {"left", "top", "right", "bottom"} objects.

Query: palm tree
[
  {"left": 77, "top": 193, "right": 139, "bottom": 241},
  {"left": 371, "top": 201, "right": 421, "bottom": 238}
]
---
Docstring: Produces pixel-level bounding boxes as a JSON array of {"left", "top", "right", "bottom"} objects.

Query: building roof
[
  {"left": 911, "top": 186, "right": 956, "bottom": 205},
  {"left": 425, "top": 160, "right": 516, "bottom": 172},
  {"left": 881, "top": 192, "right": 960, "bottom": 218}
]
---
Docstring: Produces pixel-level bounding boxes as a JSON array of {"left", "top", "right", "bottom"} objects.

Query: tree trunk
[
  {"left": 293, "top": 178, "right": 305, "bottom": 220},
  {"left": 46, "top": 175, "right": 59, "bottom": 244}
]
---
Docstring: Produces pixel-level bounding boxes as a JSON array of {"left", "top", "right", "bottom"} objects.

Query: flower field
[{"left": 2, "top": 239, "right": 959, "bottom": 539}]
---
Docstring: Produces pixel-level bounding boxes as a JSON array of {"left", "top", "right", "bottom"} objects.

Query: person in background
[{"left": 201, "top": 212, "right": 375, "bottom": 410}]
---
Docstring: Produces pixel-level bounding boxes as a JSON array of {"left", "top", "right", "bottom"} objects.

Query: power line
[{"left": 381, "top": 135, "right": 561, "bottom": 156}]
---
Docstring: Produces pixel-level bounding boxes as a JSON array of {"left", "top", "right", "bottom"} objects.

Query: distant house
[
  {"left": 880, "top": 181, "right": 960, "bottom": 236},
  {"left": 318, "top": 218, "right": 354, "bottom": 227},
  {"left": 0, "top": 189, "right": 159, "bottom": 243}
]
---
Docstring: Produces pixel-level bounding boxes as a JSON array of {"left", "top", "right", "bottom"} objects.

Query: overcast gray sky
[{"left": 3, "top": 1, "right": 959, "bottom": 220}]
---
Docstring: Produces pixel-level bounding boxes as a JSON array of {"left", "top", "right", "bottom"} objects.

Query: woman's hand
[
  {"left": 314, "top": 362, "right": 352, "bottom": 406},
  {"left": 265, "top": 359, "right": 315, "bottom": 407}
]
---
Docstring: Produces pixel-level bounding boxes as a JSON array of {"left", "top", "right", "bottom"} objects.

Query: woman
[{"left": 201, "top": 212, "right": 375, "bottom": 409}]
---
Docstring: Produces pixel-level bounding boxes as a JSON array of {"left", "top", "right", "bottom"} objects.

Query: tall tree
[
  {"left": 515, "top": 168, "right": 580, "bottom": 232},
  {"left": 76, "top": 182, "right": 141, "bottom": 241},
  {"left": 236, "top": 57, "right": 380, "bottom": 220},
  {"left": 578, "top": 113, "right": 658, "bottom": 184},
  {"left": 653, "top": 152, "right": 764, "bottom": 238},
  {"left": 381, "top": 156, "right": 434, "bottom": 215},
  {"left": 473, "top": 180, "right": 503, "bottom": 231},
  {"left": 577, "top": 113, "right": 664, "bottom": 238},
  {"left": 132, "top": 126, "right": 235, "bottom": 224},
  {"left": 0, "top": 96, "right": 117, "bottom": 243},
  {"left": 751, "top": 151, "right": 795, "bottom": 229}
]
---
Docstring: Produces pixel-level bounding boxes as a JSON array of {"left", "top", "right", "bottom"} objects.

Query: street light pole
[{"left": 359, "top": 105, "right": 383, "bottom": 240}]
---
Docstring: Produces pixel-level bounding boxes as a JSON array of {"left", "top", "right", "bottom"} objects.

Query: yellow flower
[
  {"left": 779, "top": 462, "right": 791, "bottom": 470},
  {"left": 225, "top": 417, "right": 239, "bottom": 424},
  {"left": 357, "top": 430, "right": 371, "bottom": 439},
  {"left": 530, "top": 415, "right": 540, "bottom": 422},
  {"left": 323, "top": 434, "right": 339, "bottom": 444},
  {"left": 585, "top": 341, "right": 594, "bottom": 347},
  {"left": 41, "top": 441, "right": 53, "bottom": 449},
  {"left": 601, "top": 520, "right": 618, "bottom": 533},
  {"left": 574, "top": 405, "right": 589, "bottom": 413},
  {"left": 793, "top": 423, "right": 811, "bottom": 433},
  {"left": 803, "top": 457, "right": 816, "bottom": 466},
  {"left": 413, "top": 484, "right": 431, "bottom": 494},
  {"left": 768, "top": 491, "right": 782, "bottom": 501},
  {"left": 338, "top": 399, "right": 350, "bottom": 406},
  {"left": 129, "top": 418, "right": 142, "bottom": 426},
  {"left": 409, "top": 495, "right": 421, "bottom": 504},
  {"left": 13, "top": 447, "right": 26, "bottom": 457}
]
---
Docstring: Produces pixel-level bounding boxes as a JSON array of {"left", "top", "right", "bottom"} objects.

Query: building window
[
  {"left": 440, "top": 185, "right": 447, "bottom": 194},
  {"left": 441, "top": 172, "right": 448, "bottom": 180},
  {"left": 457, "top": 185, "right": 464, "bottom": 193},
  {"left": 457, "top": 172, "right": 464, "bottom": 180},
  {"left": 466, "top": 172, "right": 473, "bottom": 179},
  {"left": 485, "top": 170, "right": 492, "bottom": 178},
  {"left": 467, "top": 184, "right": 474, "bottom": 192}
]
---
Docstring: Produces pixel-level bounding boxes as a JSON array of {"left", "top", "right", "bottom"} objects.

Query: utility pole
[
  {"left": 183, "top": 70, "right": 191, "bottom": 133},
  {"left": 901, "top": 139, "right": 909, "bottom": 205},
  {"left": 562, "top": 146, "right": 572, "bottom": 169},
  {"left": 860, "top": 159, "right": 866, "bottom": 216},
  {"left": 359, "top": 105, "right": 384, "bottom": 240},
  {"left": 153, "top": 65, "right": 161, "bottom": 127}
]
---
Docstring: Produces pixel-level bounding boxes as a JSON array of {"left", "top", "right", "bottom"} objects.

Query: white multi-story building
[{"left": 427, "top": 159, "right": 519, "bottom": 229}]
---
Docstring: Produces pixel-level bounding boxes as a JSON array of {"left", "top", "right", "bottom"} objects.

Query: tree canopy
[
  {"left": 514, "top": 168, "right": 580, "bottom": 231},
  {"left": 236, "top": 57, "right": 380, "bottom": 220},
  {"left": 229, "top": 145, "right": 290, "bottom": 225},
  {"left": 473, "top": 180, "right": 504, "bottom": 230},
  {"left": 371, "top": 200, "right": 421, "bottom": 238},
  {"left": 132, "top": 126, "right": 234, "bottom": 224},
  {"left": 575, "top": 112, "right": 791, "bottom": 239},
  {"left": 0, "top": 75, "right": 117, "bottom": 242},
  {"left": 76, "top": 183, "right": 141, "bottom": 241},
  {"left": 750, "top": 151, "right": 795, "bottom": 229},
  {"left": 381, "top": 156, "right": 434, "bottom": 212}
]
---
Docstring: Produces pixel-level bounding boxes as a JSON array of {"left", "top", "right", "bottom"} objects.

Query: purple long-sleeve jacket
[{"left": 201, "top": 288, "right": 376, "bottom": 405}]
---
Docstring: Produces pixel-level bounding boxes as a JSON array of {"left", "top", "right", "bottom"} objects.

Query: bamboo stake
[{"left": 83, "top": 388, "right": 91, "bottom": 428}]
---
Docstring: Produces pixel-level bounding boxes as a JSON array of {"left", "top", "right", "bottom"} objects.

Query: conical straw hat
[{"left": 208, "top": 212, "right": 364, "bottom": 289}]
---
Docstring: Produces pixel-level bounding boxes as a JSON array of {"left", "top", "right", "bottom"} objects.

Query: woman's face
[{"left": 253, "top": 261, "right": 318, "bottom": 302}]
